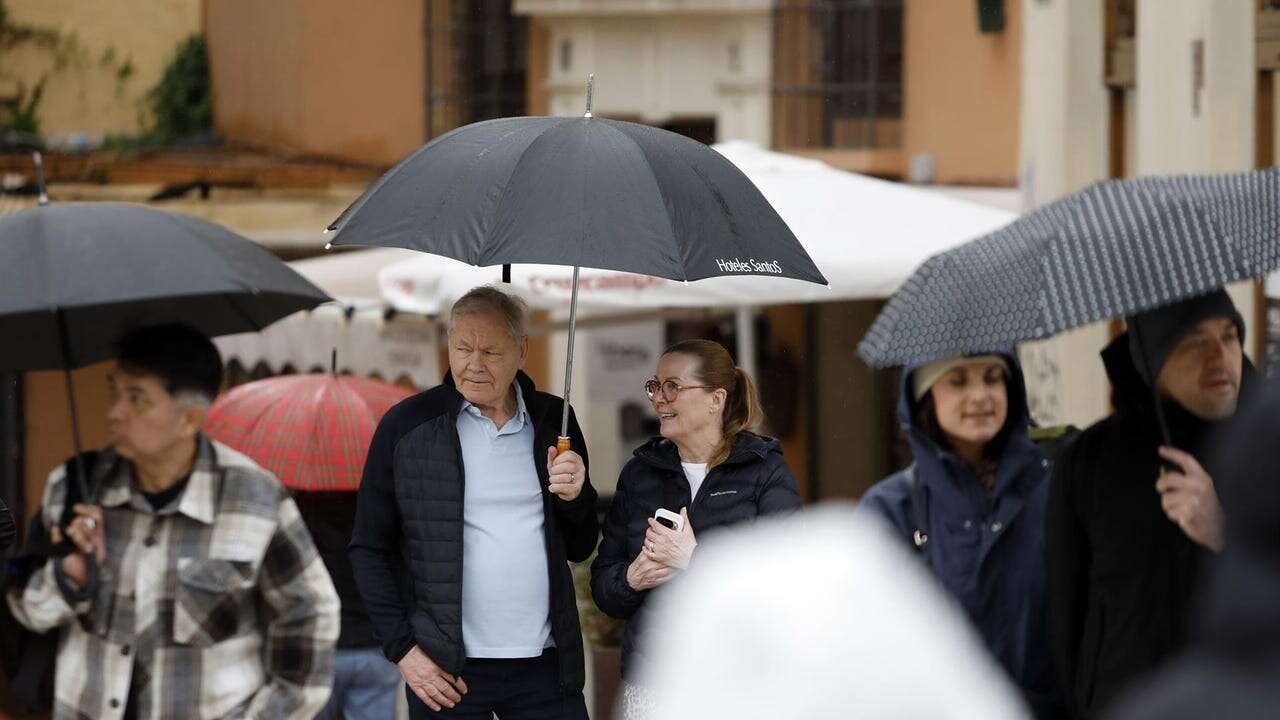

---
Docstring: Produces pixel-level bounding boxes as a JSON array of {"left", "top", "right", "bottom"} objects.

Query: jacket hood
[
  {"left": 1101, "top": 332, "right": 1151, "bottom": 416},
  {"left": 632, "top": 432, "right": 782, "bottom": 472},
  {"left": 897, "top": 351, "right": 1032, "bottom": 459}
]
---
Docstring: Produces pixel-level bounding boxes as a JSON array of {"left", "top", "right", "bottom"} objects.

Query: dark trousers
[{"left": 407, "top": 648, "right": 589, "bottom": 720}]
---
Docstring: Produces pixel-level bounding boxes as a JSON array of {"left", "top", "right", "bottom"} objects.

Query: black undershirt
[
  {"left": 139, "top": 473, "right": 190, "bottom": 511},
  {"left": 124, "top": 472, "right": 191, "bottom": 719}
]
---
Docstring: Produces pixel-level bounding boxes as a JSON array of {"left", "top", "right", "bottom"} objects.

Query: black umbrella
[
  {"left": 1, "top": 157, "right": 332, "bottom": 503},
  {"left": 857, "top": 168, "right": 1280, "bottom": 445},
  {"left": 326, "top": 77, "right": 827, "bottom": 448},
  {"left": 858, "top": 169, "right": 1280, "bottom": 368}
]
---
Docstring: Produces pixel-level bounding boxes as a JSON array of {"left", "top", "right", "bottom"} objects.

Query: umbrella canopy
[
  {"left": 326, "top": 118, "right": 827, "bottom": 286},
  {"left": 325, "top": 106, "right": 829, "bottom": 445},
  {"left": 375, "top": 142, "right": 1016, "bottom": 314},
  {"left": 0, "top": 202, "right": 331, "bottom": 371},
  {"left": 204, "top": 373, "right": 413, "bottom": 491},
  {"left": 858, "top": 168, "right": 1280, "bottom": 368}
]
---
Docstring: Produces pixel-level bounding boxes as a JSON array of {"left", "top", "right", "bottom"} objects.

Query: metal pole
[
  {"left": 558, "top": 75, "right": 595, "bottom": 452},
  {"left": 55, "top": 311, "right": 89, "bottom": 502},
  {"left": 735, "top": 306, "right": 758, "bottom": 380},
  {"left": 33, "top": 151, "right": 49, "bottom": 206},
  {"left": 558, "top": 266, "right": 581, "bottom": 448},
  {"left": 1129, "top": 319, "right": 1174, "bottom": 449}
]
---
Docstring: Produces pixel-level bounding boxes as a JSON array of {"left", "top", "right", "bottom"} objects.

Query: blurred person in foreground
[
  {"left": 1047, "top": 289, "right": 1259, "bottom": 718},
  {"left": 641, "top": 505, "right": 1029, "bottom": 719},
  {"left": 350, "top": 286, "right": 598, "bottom": 719},
  {"left": 591, "top": 339, "right": 802, "bottom": 719},
  {"left": 1107, "top": 378, "right": 1279, "bottom": 720},
  {"left": 5, "top": 324, "right": 340, "bottom": 719},
  {"left": 857, "top": 353, "right": 1063, "bottom": 717}
]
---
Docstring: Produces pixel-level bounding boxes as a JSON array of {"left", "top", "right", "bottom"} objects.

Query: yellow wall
[
  {"left": 205, "top": 0, "right": 426, "bottom": 166},
  {"left": 1, "top": 0, "right": 202, "bottom": 140},
  {"left": 903, "top": 0, "right": 1022, "bottom": 185}
]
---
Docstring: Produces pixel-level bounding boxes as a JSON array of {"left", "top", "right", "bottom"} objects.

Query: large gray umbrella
[
  {"left": 0, "top": 178, "right": 331, "bottom": 501},
  {"left": 858, "top": 168, "right": 1280, "bottom": 368},
  {"left": 0, "top": 202, "right": 330, "bottom": 370},
  {"left": 326, "top": 79, "right": 827, "bottom": 447}
]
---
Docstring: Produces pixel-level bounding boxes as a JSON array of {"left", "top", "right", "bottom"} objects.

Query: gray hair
[
  {"left": 173, "top": 389, "right": 213, "bottom": 409},
  {"left": 449, "top": 285, "right": 528, "bottom": 341}
]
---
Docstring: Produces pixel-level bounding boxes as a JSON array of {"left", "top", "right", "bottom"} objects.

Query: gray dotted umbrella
[
  {"left": 858, "top": 168, "right": 1280, "bottom": 369},
  {"left": 326, "top": 80, "right": 827, "bottom": 445}
]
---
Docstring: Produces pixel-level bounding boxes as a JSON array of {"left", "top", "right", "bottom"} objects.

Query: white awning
[{"left": 214, "top": 301, "right": 440, "bottom": 388}]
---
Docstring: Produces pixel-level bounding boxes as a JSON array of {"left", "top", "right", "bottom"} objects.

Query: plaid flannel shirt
[{"left": 5, "top": 436, "right": 340, "bottom": 720}]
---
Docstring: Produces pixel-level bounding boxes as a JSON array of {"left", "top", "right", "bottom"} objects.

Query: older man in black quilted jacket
[{"left": 350, "top": 286, "right": 599, "bottom": 720}]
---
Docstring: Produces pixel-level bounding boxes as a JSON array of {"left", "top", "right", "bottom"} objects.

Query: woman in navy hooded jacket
[{"left": 858, "top": 353, "right": 1063, "bottom": 718}]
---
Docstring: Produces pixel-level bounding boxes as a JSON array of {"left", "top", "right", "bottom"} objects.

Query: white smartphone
[{"left": 654, "top": 508, "right": 685, "bottom": 533}]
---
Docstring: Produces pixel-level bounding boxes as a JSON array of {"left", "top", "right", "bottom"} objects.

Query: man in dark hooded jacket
[
  {"left": 1046, "top": 289, "right": 1258, "bottom": 719},
  {"left": 1105, "top": 376, "right": 1279, "bottom": 720}
]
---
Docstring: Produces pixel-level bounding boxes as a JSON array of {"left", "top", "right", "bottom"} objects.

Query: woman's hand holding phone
[{"left": 645, "top": 507, "right": 697, "bottom": 570}]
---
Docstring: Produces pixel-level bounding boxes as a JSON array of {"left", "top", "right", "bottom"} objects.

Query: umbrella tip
[
  {"left": 584, "top": 73, "right": 595, "bottom": 118},
  {"left": 324, "top": 242, "right": 333, "bottom": 251}
]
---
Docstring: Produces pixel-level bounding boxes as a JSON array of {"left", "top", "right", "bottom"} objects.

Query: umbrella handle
[{"left": 557, "top": 436, "right": 571, "bottom": 454}]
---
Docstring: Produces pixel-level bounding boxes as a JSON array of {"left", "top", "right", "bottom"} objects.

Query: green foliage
[
  {"left": 0, "top": 0, "right": 137, "bottom": 142},
  {"left": 573, "top": 553, "right": 623, "bottom": 647},
  {"left": 10, "top": 75, "right": 44, "bottom": 134},
  {"left": 145, "top": 34, "right": 210, "bottom": 143}
]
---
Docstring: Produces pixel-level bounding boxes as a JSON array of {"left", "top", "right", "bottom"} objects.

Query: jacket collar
[
  {"left": 633, "top": 432, "right": 779, "bottom": 472},
  {"left": 98, "top": 434, "right": 220, "bottom": 525}
]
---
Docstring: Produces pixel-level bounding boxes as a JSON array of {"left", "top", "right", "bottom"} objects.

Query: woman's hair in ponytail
[{"left": 661, "top": 339, "right": 765, "bottom": 467}]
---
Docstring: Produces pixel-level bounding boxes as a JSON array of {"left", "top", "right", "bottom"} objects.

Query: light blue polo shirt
[{"left": 456, "top": 381, "right": 552, "bottom": 658}]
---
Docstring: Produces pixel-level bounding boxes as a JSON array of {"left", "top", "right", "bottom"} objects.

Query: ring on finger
[{"left": 82, "top": 517, "right": 96, "bottom": 531}]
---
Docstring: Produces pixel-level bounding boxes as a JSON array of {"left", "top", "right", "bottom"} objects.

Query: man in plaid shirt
[{"left": 6, "top": 324, "right": 340, "bottom": 719}]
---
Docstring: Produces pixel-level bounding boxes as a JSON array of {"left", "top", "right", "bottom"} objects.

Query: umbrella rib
[
  {"left": 601, "top": 122, "right": 685, "bottom": 280},
  {"left": 223, "top": 293, "right": 266, "bottom": 333},
  {"left": 469, "top": 120, "right": 566, "bottom": 266},
  {"left": 330, "top": 120, "right": 501, "bottom": 235}
]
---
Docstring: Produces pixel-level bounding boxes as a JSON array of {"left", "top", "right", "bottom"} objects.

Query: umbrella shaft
[
  {"left": 560, "top": 266, "right": 581, "bottom": 440},
  {"left": 56, "top": 311, "right": 90, "bottom": 502}
]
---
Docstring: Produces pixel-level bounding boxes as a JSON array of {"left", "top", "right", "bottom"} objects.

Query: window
[{"left": 772, "top": 0, "right": 904, "bottom": 149}]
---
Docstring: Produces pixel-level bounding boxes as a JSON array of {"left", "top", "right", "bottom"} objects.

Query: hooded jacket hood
[
  {"left": 898, "top": 352, "right": 1036, "bottom": 486},
  {"left": 1102, "top": 331, "right": 1260, "bottom": 450}
]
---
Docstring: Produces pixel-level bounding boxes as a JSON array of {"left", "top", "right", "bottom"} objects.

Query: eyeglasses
[{"left": 644, "top": 379, "right": 713, "bottom": 402}]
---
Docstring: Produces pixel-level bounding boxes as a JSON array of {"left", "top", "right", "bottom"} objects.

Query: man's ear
[
  {"left": 518, "top": 335, "right": 529, "bottom": 368},
  {"left": 180, "top": 403, "right": 208, "bottom": 439}
]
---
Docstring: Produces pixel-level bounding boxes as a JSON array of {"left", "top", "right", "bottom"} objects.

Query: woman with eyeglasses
[{"left": 591, "top": 339, "right": 801, "bottom": 719}]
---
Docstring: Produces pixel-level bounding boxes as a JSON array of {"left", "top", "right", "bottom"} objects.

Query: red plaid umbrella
[{"left": 205, "top": 374, "right": 414, "bottom": 491}]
